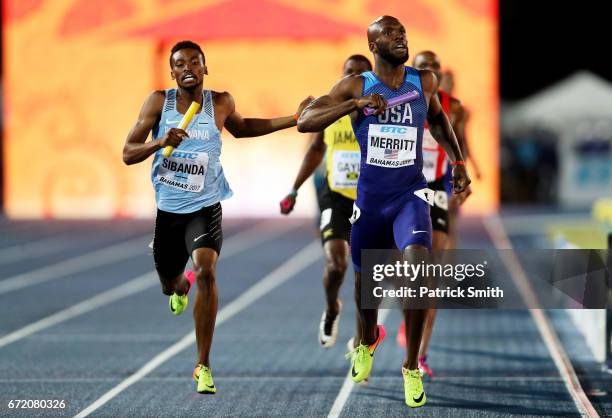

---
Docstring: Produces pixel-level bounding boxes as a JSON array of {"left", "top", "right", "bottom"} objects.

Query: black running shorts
[
  {"left": 153, "top": 203, "right": 223, "bottom": 278},
  {"left": 316, "top": 179, "right": 354, "bottom": 244}
]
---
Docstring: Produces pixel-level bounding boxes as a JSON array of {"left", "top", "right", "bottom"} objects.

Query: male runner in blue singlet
[
  {"left": 297, "top": 17, "right": 470, "bottom": 408},
  {"left": 122, "top": 41, "right": 312, "bottom": 395}
]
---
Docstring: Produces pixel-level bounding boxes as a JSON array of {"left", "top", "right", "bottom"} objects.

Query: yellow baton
[{"left": 162, "top": 101, "right": 201, "bottom": 157}]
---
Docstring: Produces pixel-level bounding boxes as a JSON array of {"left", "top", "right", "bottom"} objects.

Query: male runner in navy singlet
[{"left": 297, "top": 17, "right": 470, "bottom": 408}]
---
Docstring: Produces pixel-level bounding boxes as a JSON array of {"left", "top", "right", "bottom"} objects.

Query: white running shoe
[{"left": 319, "top": 300, "right": 342, "bottom": 348}]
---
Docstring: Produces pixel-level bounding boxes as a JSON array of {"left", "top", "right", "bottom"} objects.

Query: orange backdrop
[{"left": 3, "top": 0, "right": 498, "bottom": 218}]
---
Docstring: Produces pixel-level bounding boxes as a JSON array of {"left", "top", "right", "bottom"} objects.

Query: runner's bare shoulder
[{"left": 330, "top": 74, "right": 365, "bottom": 101}]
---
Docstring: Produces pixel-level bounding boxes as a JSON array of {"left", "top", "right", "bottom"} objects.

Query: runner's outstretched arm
[
  {"left": 297, "top": 76, "right": 386, "bottom": 133},
  {"left": 223, "top": 93, "right": 313, "bottom": 138}
]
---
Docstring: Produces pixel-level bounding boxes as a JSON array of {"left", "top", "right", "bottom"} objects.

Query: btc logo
[
  {"left": 172, "top": 151, "right": 198, "bottom": 159},
  {"left": 380, "top": 126, "right": 407, "bottom": 134}
]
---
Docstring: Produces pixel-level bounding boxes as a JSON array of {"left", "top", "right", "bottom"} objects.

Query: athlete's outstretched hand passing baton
[
  {"left": 363, "top": 90, "right": 420, "bottom": 116},
  {"left": 162, "top": 101, "right": 201, "bottom": 157}
]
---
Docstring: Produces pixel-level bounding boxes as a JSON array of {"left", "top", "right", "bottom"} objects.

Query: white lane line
[
  {"left": 0, "top": 235, "right": 83, "bottom": 266},
  {"left": 0, "top": 221, "right": 299, "bottom": 349},
  {"left": 218, "top": 220, "right": 300, "bottom": 259},
  {"left": 0, "top": 273, "right": 156, "bottom": 349},
  {"left": 0, "top": 219, "right": 298, "bottom": 295},
  {"left": 73, "top": 240, "right": 321, "bottom": 418},
  {"left": 0, "top": 235, "right": 151, "bottom": 295},
  {"left": 328, "top": 309, "right": 390, "bottom": 418},
  {"left": 483, "top": 214, "right": 600, "bottom": 418}
]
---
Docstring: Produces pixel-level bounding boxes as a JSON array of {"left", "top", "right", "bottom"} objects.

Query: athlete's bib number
[
  {"left": 366, "top": 124, "right": 417, "bottom": 168},
  {"left": 414, "top": 188, "right": 448, "bottom": 210},
  {"left": 349, "top": 203, "right": 361, "bottom": 225},
  {"left": 156, "top": 150, "right": 208, "bottom": 193},
  {"left": 331, "top": 150, "right": 360, "bottom": 189}
]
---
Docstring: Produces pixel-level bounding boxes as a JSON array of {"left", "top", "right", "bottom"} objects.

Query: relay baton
[
  {"left": 363, "top": 90, "right": 420, "bottom": 116},
  {"left": 162, "top": 101, "right": 201, "bottom": 157}
]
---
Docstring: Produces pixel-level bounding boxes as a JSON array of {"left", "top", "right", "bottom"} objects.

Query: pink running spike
[
  {"left": 184, "top": 269, "right": 196, "bottom": 293},
  {"left": 396, "top": 320, "right": 407, "bottom": 348},
  {"left": 419, "top": 356, "right": 433, "bottom": 378},
  {"left": 368, "top": 324, "right": 386, "bottom": 354},
  {"left": 377, "top": 324, "right": 387, "bottom": 341}
]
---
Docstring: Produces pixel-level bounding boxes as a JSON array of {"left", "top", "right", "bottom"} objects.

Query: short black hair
[
  {"left": 169, "top": 40, "right": 205, "bottom": 67},
  {"left": 345, "top": 54, "right": 372, "bottom": 71}
]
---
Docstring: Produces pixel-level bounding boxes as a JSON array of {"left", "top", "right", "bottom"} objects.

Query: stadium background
[{"left": 3, "top": 0, "right": 497, "bottom": 218}]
